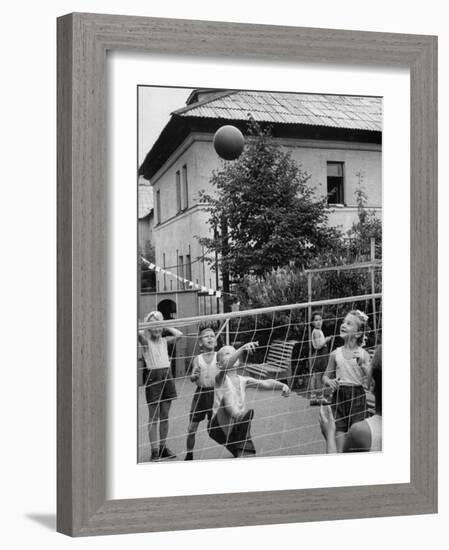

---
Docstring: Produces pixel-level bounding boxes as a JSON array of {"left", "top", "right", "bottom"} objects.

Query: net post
[
  {"left": 370, "top": 237, "right": 378, "bottom": 345},
  {"left": 307, "top": 272, "right": 312, "bottom": 375}
]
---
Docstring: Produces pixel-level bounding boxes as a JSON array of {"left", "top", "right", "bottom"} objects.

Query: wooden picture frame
[{"left": 57, "top": 13, "right": 437, "bottom": 536}]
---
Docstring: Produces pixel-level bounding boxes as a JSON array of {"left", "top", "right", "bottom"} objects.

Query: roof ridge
[{"left": 171, "top": 90, "right": 238, "bottom": 116}]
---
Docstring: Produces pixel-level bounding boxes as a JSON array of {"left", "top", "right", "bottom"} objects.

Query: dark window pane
[
  {"left": 176, "top": 170, "right": 181, "bottom": 212},
  {"left": 327, "top": 162, "right": 344, "bottom": 204}
]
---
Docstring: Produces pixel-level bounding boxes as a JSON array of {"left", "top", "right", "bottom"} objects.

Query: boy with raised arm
[
  {"left": 138, "top": 310, "right": 183, "bottom": 461},
  {"left": 208, "top": 342, "right": 290, "bottom": 457}
]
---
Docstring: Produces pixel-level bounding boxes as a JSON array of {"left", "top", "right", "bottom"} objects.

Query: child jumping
[
  {"left": 309, "top": 312, "right": 332, "bottom": 406},
  {"left": 322, "top": 309, "right": 371, "bottom": 452},
  {"left": 138, "top": 310, "right": 183, "bottom": 461},
  {"left": 185, "top": 327, "right": 218, "bottom": 461},
  {"left": 208, "top": 342, "right": 290, "bottom": 458}
]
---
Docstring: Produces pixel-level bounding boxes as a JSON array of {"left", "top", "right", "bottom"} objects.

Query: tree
[
  {"left": 347, "top": 186, "right": 382, "bottom": 260},
  {"left": 198, "top": 121, "right": 343, "bottom": 297}
]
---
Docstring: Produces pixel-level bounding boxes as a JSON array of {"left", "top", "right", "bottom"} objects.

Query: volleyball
[{"left": 213, "top": 125, "right": 244, "bottom": 160}]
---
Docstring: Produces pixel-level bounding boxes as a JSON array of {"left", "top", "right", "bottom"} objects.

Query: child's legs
[
  {"left": 159, "top": 400, "right": 172, "bottom": 447},
  {"left": 331, "top": 385, "right": 350, "bottom": 451},
  {"left": 186, "top": 420, "right": 200, "bottom": 452},
  {"left": 336, "top": 431, "right": 346, "bottom": 453},
  {"left": 315, "top": 371, "right": 324, "bottom": 397},
  {"left": 147, "top": 403, "right": 160, "bottom": 451},
  {"left": 228, "top": 409, "right": 256, "bottom": 457},
  {"left": 310, "top": 372, "right": 319, "bottom": 394}
]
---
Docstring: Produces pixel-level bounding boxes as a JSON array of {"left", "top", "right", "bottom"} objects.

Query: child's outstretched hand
[
  {"left": 281, "top": 384, "right": 291, "bottom": 397},
  {"left": 319, "top": 404, "right": 336, "bottom": 440},
  {"left": 241, "top": 341, "right": 258, "bottom": 354}
]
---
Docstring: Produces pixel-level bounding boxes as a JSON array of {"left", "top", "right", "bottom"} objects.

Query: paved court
[{"left": 138, "top": 376, "right": 326, "bottom": 462}]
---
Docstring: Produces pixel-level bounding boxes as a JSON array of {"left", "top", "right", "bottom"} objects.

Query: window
[
  {"left": 178, "top": 255, "right": 184, "bottom": 289},
  {"left": 156, "top": 189, "right": 161, "bottom": 224},
  {"left": 182, "top": 164, "right": 189, "bottom": 209},
  {"left": 176, "top": 170, "right": 181, "bottom": 213},
  {"left": 185, "top": 254, "right": 192, "bottom": 283},
  {"left": 327, "top": 161, "right": 345, "bottom": 205}
]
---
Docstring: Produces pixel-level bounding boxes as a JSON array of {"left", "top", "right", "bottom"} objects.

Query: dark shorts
[
  {"left": 189, "top": 386, "right": 215, "bottom": 423},
  {"left": 145, "top": 368, "right": 177, "bottom": 406},
  {"left": 311, "top": 345, "right": 329, "bottom": 374},
  {"left": 331, "top": 384, "right": 367, "bottom": 433},
  {"left": 208, "top": 409, "right": 256, "bottom": 457}
]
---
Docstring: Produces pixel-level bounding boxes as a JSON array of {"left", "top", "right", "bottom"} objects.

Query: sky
[{"left": 138, "top": 86, "right": 193, "bottom": 168}]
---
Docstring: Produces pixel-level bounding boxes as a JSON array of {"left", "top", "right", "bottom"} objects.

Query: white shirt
[
  {"left": 335, "top": 346, "right": 368, "bottom": 386},
  {"left": 139, "top": 334, "right": 170, "bottom": 370},
  {"left": 312, "top": 328, "right": 326, "bottom": 350},
  {"left": 193, "top": 353, "right": 218, "bottom": 387},
  {"left": 213, "top": 374, "right": 248, "bottom": 417}
]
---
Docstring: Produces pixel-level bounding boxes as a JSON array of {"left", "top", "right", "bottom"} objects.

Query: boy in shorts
[
  {"left": 208, "top": 342, "right": 290, "bottom": 458},
  {"left": 185, "top": 327, "right": 218, "bottom": 460},
  {"left": 139, "top": 310, "right": 183, "bottom": 461}
]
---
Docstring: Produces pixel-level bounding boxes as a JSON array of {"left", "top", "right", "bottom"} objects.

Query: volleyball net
[{"left": 137, "top": 292, "right": 382, "bottom": 462}]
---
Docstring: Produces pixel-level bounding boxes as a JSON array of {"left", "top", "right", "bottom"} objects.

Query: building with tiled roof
[
  {"left": 176, "top": 90, "right": 381, "bottom": 130},
  {"left": 138, "top": 89, "right": 382, "bottom": 320},
  {"left": 138, "top": 176, "right": 153, "bottom": 219}
]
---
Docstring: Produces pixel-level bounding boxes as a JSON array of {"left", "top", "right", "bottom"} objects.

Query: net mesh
[{"left": 137, "top": 293, "right": 382, "bottom": 462}]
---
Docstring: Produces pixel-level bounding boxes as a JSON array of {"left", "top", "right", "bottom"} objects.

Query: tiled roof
[
  {"left": 174, "top": 91, "right": 382, "bottom": 132},
  {"left": 138, "top": 179, "right": 153, "bottom": 218}
]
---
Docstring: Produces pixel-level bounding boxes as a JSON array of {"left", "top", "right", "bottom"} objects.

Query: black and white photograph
[
  {"left": 1, "top": 0, "right": 441, "bottom": 544},
  {"left": 137, "top": 86, "right": 382, "bottom": 462}
]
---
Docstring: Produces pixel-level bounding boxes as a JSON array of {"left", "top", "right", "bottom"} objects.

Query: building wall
[
  {"left": 284, "top": 140, "right": 382, "bottom": 208},
  {"left": 138, "top": 213, "right": 154, "bottom": 251},
  {"left": 150, "top": 133, "right": 382, "bottom": 298},
  {"left": 153, "top": 205, "right": 216, "bottom": 293},
  {"left": 152, "top": 137, "right": 220, "bottom": 296}
]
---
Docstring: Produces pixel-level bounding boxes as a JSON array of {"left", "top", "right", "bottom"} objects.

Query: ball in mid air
[{"left": 213, "top": 125, "right": 244, "bottom": 160}]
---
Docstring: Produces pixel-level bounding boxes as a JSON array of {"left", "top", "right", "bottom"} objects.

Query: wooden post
[
  {"left": 214, "top": 227, "right": 220, "bottom": 314},
  {"left": 176, "top": 248, "right": 179, "bottom": 290},
  {"left": 370, "top": 237, "right": 378, "bottom": 345},
  {"left": 307, "top": 272, "right": 312, "bottom": 370}
]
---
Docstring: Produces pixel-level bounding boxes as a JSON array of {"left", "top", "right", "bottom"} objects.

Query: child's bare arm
[
  {"left": 311, "top": 331, "right": 321, "bottom": 350},
  {"left": 246, "top": 377, "right": 290, "bottom": 396},
  {"left": 227, "top": 342, "right": 258, "bottom": 370},
  {"left": 322, "top": 352, "right": 338, "bottom": 389},
  {"left": 216, "top": 342, "right": 258, "bottom": 385},
  {"left": 137, "top": 334, "right": 146, "bottom": 371},
  {"left": 165, "top": 327, "right": 183, "bottom": 343},
  {"left": 352, "top": 348, "right": 371, "bottom": 383},
  {"left": 361, "top": 349, "right": 371, "bottom": 371},
  {"left": 190, "top": 356, "right": 200, "bottom": 382}
]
